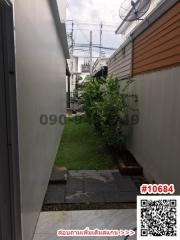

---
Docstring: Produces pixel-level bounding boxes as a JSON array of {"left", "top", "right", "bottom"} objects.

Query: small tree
[
  {"left": 81, "top": 77, "right": 105, "bottom": 131},
  {"left": 81, "top": 76, "right": 138, "bottom": 152}
]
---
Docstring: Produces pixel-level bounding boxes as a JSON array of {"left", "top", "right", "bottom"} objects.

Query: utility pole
[
  {"left": 99, "top": 23, "right": 102, "bottom": 58},
  {"left": 89, "top": 30, "right": 93, "bottom": 75},
  {"left": 68, "top": 21, "right": 74, "bottom": 109},
  {"left": 70, "top": 21, "right": 74, "bottom": 73}
]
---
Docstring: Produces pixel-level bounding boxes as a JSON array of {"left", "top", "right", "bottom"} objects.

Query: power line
[
  {"left": 76, "top": 56, "right": 103, "bottom": 59},
  {"left": 89, "top": 31, "right": 93, "bottom": 75},
  {"left": 66, "top": 0, "right": 90, "bottom": 63},
  {"left": 65, "top": 1, "right": 117, "bottom": 63},
  {"left": 74, "top": 44, "right": 116, "bottom": 51},
  {"left": 99, "top": 23, "right": 103, "bottom": 58},
  {"left": 66, "top": 28, "right": 116, "bottom": 32},
  {"left": 74, "top": 43, "right": 100, "bottom": 46},
  {"left": 66, "top": 20, "right": 118, "bottom": 27},
  {"left": 65, "top": 0, "right": 90, "bottom": 42},
  {"left": 74, "top": 49, "right": 110, "bottom": 54}
]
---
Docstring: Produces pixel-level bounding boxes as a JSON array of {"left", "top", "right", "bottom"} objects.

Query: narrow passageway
[
  {"left": 42, "top": 117, "right": 144, "bottom": 209},
  {"left": 37, "top": 109, "right": 145, "bottom": 239}
]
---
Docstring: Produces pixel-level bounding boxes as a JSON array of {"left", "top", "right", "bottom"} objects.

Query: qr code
[{"left": 137, "top": 196, "right": 180, "bottom": 240}]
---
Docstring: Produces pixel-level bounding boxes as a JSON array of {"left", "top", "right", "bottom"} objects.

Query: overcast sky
[{"left": 65, "top": 0, "right": 125, "bottom": 63}]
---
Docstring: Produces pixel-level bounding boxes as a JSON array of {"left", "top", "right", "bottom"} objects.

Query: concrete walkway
[
  {"left": 33, "top": 209, "right": 136, "bottom": 240},
  {"left": 44, "top": 170, "right": 139, "bottom": 205}
]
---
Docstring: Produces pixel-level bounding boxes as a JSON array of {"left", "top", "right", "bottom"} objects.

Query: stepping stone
[
  {"left": 65, "top": 191, "right": 105, "bottom": 204},
  {"left": 103, "top": 191, "right": 138, "bottom": 203},
  {"left": 84, "top": 177, "right": 119, "bottom": 193},
  {"left": 66, "top": 176, "right": 84, "bottom": 194},
  {"left": 112, "top": 172, "right": 138, "bottom": 192},
  {"left": 65, "top": 191, "right": 90, "bottom": 203},
  {"left": 49, "top": 167, "right": 68, "bottom": 184},
  {"left": 44, "top": 170, "right": 140, "bottom": 205}
]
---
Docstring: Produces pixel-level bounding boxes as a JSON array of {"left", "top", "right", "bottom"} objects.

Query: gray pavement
[
  {"left": 44, "top": 170, "right": 139, "bottom": 205},
  {"left": 33, "top": 209, "right": 137, "bottom": 240}
]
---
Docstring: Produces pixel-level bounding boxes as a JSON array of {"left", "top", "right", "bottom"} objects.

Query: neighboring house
[
  {"left": 80, "top": 62, "right": 91, "bottom": 80},
  {"left": 108, "top": 0, "right": 168, "bottom": 80},
  {"left": 108, "top": 0, "right": 180, "bottom": 193},
  {"left": 67, "top": 56, "right": 79, "bottom": 94},
  {"left": 0, "top": 1, "right": 69, "bottom": 240},
  {"left": 66, "top": 62, "right": 71, "bottom": 109},
  {"left": 92, "top": 57, "right": 108, "bottom": 78},
  {"left": 116, "top": 0, "right": 165, "bottom": 39},
  {"left": 108, "top": 41, "right": 133, "bottom": 80}
]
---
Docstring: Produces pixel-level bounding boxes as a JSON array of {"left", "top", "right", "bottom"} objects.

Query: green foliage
[
  {"left": 81, "top": 77, "right": 105, "bottom": 131},
  {"left": 71, "top": 89, "right": 79, "bottom": 103},
  {"left": 81, "top": 76, "right": 138, "bottom": 152}
]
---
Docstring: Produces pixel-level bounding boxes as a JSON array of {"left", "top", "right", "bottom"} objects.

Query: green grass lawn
[{"left": 55, "top": 118, "right": 116, "bottom": 170}]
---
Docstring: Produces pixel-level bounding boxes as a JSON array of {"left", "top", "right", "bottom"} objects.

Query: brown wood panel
[
  {"left": 133, "top": 2, "right": 180, "bottom": 75},
  {"left": 134, "top": 38, "right": 180, "bottom": 64},
  {"left": 134, "top": 2, "right": 180, "bottom": 43},
  {"left": 134, "top": 15, "right": 179, "bottom": 49},
  {"left": 134, "top": 55, "right": 180, "bottom": 74},
  {"left": 134, "top": 22, "right": 180, "bottom": 54},
  {"left": 134, "top": 46, "right": 180, "bottom": 67}
]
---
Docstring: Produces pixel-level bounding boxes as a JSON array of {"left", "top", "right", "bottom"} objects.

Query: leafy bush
[
  {"left": 81, "top": 77, "right": 105, "bottom": 131},
  {"left": 81, "top": 76, "right": 138, "bottom": 152}
]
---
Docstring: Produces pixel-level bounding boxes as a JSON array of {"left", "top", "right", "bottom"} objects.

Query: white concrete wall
[
  {"left": 129, "top": 66, "right": 180, "bottom": 194},
  {"left": 14, "top": 0, "right": 66, "bottom": 239}
]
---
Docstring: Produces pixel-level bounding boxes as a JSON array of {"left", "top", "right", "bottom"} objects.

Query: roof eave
[
  {"left": 115, "top": 19, "right": 131, "bottom": 34},
  {"left": 49, "top": 0, "right": 70, "bottom": 59}
]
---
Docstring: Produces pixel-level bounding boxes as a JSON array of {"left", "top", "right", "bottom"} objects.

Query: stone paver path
[{"left": 44, "top": 170, "right": 139, "bottom": 205}]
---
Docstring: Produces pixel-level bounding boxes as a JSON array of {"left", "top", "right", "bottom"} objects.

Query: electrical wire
[
  {"left": 66, "top": 20, "right": 118, "bottom": 27},
  {"left": 65, "top": 0, "right": 90, "bottom": 43},
  {"left": 65, "top": 0, "right": 118, "bottom": 64},
  {"left": 66, "top": 28, "right": 116, "bottom": 32}
]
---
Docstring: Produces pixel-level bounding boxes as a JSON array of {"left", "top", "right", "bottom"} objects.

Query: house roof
[
  {"left": 66, "top": 61, "right": 70, "bottom": 76},
  {"left": 49, "top": 0, "right": 70, "bottom": 59},
  {"left": 108, "top": 38, "right": 132, "bottom": 62}
]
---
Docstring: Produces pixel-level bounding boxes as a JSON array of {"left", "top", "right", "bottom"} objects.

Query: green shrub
[
  {"left": 81, "top": 77, "right": 105, "bottom": 131},
  {"left": 81, "top": 76, "right": 138, "bottom": 152}
]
